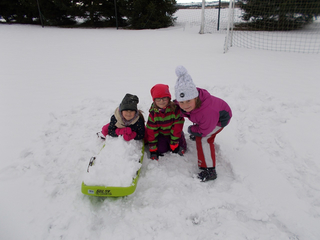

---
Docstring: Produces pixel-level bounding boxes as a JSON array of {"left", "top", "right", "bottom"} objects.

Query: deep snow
[{"left": 1, "top": 11, "right": 320, "bottom": 240}]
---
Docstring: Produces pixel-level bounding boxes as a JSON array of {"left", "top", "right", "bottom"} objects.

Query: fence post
[
  {"left": 199, "top": 0, "right": 205, "bottom": 34},
  {"left": 114, "top": 0, "right": 118, "bottom": 29},
  {"left": 36, "top": 0, "right": 44, "bottom": 28},
  {"left": 217, "top": 0, "right": 221, "bottom": 31}
]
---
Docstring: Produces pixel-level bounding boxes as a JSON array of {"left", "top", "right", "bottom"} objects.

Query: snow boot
[{"left": 198, "top": 168, "right": 217, "bottom": 182}]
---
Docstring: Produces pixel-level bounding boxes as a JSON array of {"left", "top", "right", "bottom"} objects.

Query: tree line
[
  {"left": 237, "top": 0, "right": 320, "bottom": 30},
  {"left": 1, "top": 0, "right": 319, "bottom": 30},
  {"left": 0, "top": 0, "right": 178, "bottom": 29}
]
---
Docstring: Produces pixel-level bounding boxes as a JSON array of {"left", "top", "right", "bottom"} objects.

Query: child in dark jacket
[
  {"left": 146, "top": 84, "right": 187, "bottom": 160},
  {"left": 97, "top": 93, "right": 145, "bottom": 141},
  {"left": 174, "top": 66, "right": 232, "bottom": 182}
]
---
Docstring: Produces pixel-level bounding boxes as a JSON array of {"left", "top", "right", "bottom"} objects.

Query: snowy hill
[{"left": 1, "top": 13, "right": 320, "bottom": 240}]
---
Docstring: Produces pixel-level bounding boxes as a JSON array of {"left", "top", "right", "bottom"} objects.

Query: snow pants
[
  {"left": 196, "top": 126, "right": 223, "bottom": 169},
  {"left": 157, "top": 132, "right": 187, "bottom": 154}
]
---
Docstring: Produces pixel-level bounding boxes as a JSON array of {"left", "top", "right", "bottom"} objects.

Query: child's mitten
[
  {"left": 101, "top": 123, "right": 110, "bottom": 136},
  {"left": 115, "top": 128, "right": 126, "bottom": 136},
  {"left": 188, "top": 125, "right": 202, "bottom": 137},
  {"left": 123, "top": 131, "right": 137, "bottom": 141},
  {"left": 125, "top": 127, "right": 132, "bottom": 134}
]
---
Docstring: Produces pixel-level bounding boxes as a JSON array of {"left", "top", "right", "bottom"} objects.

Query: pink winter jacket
[{"left": 181, "top": 88, "right": 232, "bottom": 137}]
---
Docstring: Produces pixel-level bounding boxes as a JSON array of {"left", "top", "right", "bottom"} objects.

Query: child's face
[
  {"left": 154, "top": 97, "right": 170, "bottom": 109},
  {"left": 178, "top": 98, "right": 197, "bottom": 112},
  {"left": 122, "top": 110, "right": 136, "bottom": 121}
]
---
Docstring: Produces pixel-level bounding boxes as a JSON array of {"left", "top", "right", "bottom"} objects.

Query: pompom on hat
[
  {"left": 120, "top": 93, "right": 139, "bottom": 112},
  {"left": 150, "top": 84, "right": 171, "bottom": 101},
  {"left": 174, "top": 66, "right": 199, "bottom": 102}
]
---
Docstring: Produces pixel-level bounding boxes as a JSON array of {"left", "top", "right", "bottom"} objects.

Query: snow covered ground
[{"left": 1, "top": 14, "right": 320, "bottom": 240}]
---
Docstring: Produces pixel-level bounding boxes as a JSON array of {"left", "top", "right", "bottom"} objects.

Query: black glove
[
  {"left": 188, "top": 125, "right": 202, "bottom": 141},
  {"left": 189, "top": 135, "right": 196, "bottom": 141}
]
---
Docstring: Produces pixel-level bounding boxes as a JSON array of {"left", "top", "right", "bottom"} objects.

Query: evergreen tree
[
  {"left": 238, "top": 0, "right": 320, "bottom": 30},
  {"left": 37, "top": 0, "right": 76, "bottom": 26},
  {"left": 121, "top": 0, "right": 177, "bottom": 29},
  {"left": 0, "top": 0, "right": 38, "bottom": 24},
  {"left": 0, "top": 0, "right": 18, "bottom": 23},
  {"left": 0, "top": 0, "right": 76, "bottom": 25},
  {"left": 0, "top": 0, "right": 178, "bottom": 28},
  {"left": 75, "top": 0, "right": 126, "bottom": 27}
]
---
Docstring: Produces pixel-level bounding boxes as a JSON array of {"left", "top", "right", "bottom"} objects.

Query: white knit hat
[{"left": 174, "top": 66, "right": 199, "bottom": 102}]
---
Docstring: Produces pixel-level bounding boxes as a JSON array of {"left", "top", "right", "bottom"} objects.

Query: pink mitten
[
  {"left": 123, "top": 131, "right": 137, "bottom": 141},
  {"left": 125, "top": 127, "right": 132, "bottom": 134},
  {"left": 115, "top": 128, "right": 126, "bottom": 136},
  {"left": 101, "top": 123, "right": 110, "bottom": 136}
]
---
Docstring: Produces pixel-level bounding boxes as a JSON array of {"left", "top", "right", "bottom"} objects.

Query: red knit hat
[{"left": 150, "top": 84, "right": 171, "bottom": 101}]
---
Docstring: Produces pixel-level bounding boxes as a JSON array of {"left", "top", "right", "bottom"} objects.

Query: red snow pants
[{"left": 196, "top": 127, "right": 223, "bottom": 169}]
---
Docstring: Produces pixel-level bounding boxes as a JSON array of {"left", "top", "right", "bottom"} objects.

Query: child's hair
[
  {"left": 195, "top": 97, "right": 202, "bottom": 109},
  {"left": 138, "top": 110, "right": 145, "bottom": 123},
  {"left": 153, "top": 100, "right": 176, "bottom": 111}
]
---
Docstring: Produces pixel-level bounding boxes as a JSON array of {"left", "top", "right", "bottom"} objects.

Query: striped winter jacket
[{"left": 146, "top": 103, "right": 185, "bottom": 151}]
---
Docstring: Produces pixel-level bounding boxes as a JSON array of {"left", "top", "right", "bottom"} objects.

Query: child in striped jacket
[{"left": 146, "top": 84, "right": 187, "bottom": 160}]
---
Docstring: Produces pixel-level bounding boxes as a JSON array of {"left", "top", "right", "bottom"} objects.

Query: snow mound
[{"left": 83, "top": 136, "right": 143, "bottom": 187}]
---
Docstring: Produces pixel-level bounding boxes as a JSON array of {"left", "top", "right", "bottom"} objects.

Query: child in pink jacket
[{"left": 174, "top": 66, "right": 232, "bottom": 182}]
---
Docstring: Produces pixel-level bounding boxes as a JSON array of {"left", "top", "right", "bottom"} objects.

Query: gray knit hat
[
  {"left": 174, "top": 66, "right": 199, "bottom": 102},
  {"left": 120, "top": 93, "right": 139, "bottom": 112}
]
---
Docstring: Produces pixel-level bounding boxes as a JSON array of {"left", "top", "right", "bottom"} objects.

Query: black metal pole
[
  {"left": 217, "top": 0, "right": 221, "bottom": 31},
  {"left": 36, "top": 0, "right": 44, "bottom": 27},
  {"left": 114, "top": 0, "right": 118, "bottom": 29}
]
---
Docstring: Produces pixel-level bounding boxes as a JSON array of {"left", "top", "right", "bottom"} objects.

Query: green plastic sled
[{"left": 81, "top": 142, "right": 144, "bottom": 197}]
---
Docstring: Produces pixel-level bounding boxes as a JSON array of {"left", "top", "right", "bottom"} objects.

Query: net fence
[{"left": 174, "top": 1, "right": 320, "bottom": 54}]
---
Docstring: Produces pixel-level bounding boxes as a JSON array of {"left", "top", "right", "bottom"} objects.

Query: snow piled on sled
[{"left": 84, "top": 137, "right": 143, "bottom": 187}]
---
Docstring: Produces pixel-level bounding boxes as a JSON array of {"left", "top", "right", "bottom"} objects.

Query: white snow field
[{"left": 1, "top": 12, "right": 320, "bottom": 240}]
